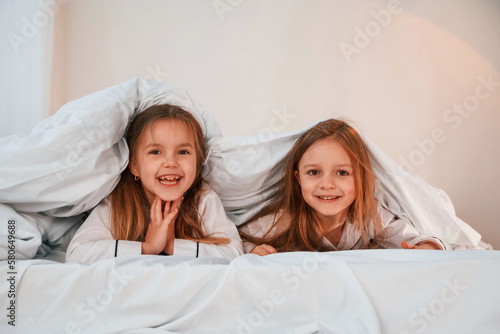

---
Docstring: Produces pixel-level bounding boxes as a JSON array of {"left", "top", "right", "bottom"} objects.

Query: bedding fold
[{"left": 1, "top": 250, "right": 499, "bottom": 333}]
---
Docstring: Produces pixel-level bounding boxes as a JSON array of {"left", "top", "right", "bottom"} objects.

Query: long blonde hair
[
  {"left": 111, "top": 104, "right": 229, "bottom": 245},
  {"left": 239, "top": 119, "right": 384, "bottom": 251}
]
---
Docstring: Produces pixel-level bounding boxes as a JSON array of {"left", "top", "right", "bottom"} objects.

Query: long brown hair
[
  {"left": 111, "top": 104, "right": 229, "bottom": 245},
  {"left": 239, "top": 119, "right": 384, "bottom": 251}
]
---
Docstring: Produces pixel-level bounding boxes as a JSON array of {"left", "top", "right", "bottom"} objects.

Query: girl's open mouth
[
  {"left": 158, "top": 175, "right": 181, "bottom": 185},
  {"left": 317, "top": 196, "right": 340, "bottom": 200}
]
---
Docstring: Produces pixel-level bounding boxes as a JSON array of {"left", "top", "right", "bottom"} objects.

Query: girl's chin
[
  {"left": 143, "top": 183, "right": 191, "bottom": 203},
  {"left": 146, "top": 192, "right": 184, "bottom": 205},
  {"left": 157, "top": 187, "right": 189, "bottom": 201},
  {"left": 157, "top": 194, "right": 183, "bottom": 202}
]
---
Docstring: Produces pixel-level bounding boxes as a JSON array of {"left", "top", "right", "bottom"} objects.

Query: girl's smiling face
[
  {"left": 130, "top": 118, "right": 197, "bottom": 205},
  {"left": 294, "top": 137, "right": 356, "bottom": 230}
]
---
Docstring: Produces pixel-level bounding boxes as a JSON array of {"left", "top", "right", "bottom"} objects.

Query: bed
[{"left": 1, "top": 78, "right": 498, "bottom": 333}]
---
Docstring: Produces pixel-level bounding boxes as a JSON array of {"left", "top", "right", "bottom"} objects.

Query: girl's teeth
[{"left": 159, "top": 176, "right": 180, "bottom": 185}]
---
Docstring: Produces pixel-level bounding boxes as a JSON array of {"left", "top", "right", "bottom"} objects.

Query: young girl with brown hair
[
  {"left": 238, "top": 119, "right": 448, "bottom": 255},
  {"left": 66, "top": 104, "right": 243, "bottom": 263}
]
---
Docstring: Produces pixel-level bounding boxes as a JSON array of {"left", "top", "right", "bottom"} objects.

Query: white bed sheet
[{"left": 1, "top": 249, "right": 499, "bottom": 333}]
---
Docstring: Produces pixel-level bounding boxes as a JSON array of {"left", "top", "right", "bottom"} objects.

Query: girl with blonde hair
[{"left": 239, "top": 119, "right": 448, "bottom": 255}]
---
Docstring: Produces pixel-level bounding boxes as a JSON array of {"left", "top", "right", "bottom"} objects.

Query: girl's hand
[
  {"left": 162, "top": 197, "right": 183, "bottom": 255},
  {"left": 142, "top": 196, "right": 182, "bottom": 255},
  {"left": 251, "top": 244, "right": 278, "bottom": 256},
  {"left": 401, "top": 241, "right": 442, "bottom": 250}
]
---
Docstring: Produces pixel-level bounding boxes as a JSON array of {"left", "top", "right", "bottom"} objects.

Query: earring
[{"left": 134, "top": 175, "right": 140, "bottom": 181}]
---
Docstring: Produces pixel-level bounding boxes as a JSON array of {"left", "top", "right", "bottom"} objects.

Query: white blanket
[
  {"left": 1, "top": 249, "right": 499, "bottom": 333},
  {"left": 0, "top": 77, "right": 491, "bottom": 261}
]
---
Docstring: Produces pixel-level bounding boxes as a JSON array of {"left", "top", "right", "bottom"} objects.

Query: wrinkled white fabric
[{"left": 1, "top": 250, "right": 499, "bottom": 333}]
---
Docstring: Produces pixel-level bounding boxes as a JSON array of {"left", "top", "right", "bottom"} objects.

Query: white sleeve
[
  {"left": 172, "top": 187, "right": 244, "bottom": 260},
  {"left": 238, "top": 213, "right": 281, "bottom": 253},
  {"left": 378, "top": 206, "right": 451, "bottom": 250},
  {"left": 65, "top": 198, "right": 142, "bottom": 264},
  {"left": 238, "top": 221, "right": 258, "bottom": 254}
]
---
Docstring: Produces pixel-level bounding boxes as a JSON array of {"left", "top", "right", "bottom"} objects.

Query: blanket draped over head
[{"left": 0, "top": 78, "right": 491, "bottom": 260}]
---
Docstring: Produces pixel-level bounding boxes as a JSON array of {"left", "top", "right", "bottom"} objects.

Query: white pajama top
[
  {"left": 240, "top": 203, "right": 450, "bottom": 253},
  {"left": 66, "top": 185, "right": 243, "bottom": 264}
]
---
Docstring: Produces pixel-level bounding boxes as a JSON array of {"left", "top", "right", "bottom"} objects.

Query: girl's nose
[
  {"left": 320, "top": 176, "right": 336, "bottom": 189},
  {"left": 162, "top": 154, "right": 177, "bottom": 168}
]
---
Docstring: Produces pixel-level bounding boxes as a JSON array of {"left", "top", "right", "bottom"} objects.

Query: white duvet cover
[{"left": 1, "top": 249, "right": 499, "bottom": 333}]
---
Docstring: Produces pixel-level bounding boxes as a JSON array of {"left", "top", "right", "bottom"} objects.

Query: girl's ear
[
  {"left": 294, "top": 170, "right": 301, "bottom": 185},
  {"left": 129, "top": 159, "right": 139, "bottom": 178}
]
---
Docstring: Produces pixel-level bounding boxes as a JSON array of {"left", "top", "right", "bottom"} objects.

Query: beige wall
[{"left": 51, "top": 0, "right": 500, "bottom": 248}]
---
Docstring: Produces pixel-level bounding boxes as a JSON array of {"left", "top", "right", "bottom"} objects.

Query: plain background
[{"left": 4, "top": 0, "right": 500, "bottom": 249}]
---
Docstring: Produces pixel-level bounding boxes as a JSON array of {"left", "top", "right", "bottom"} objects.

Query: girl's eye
[
  {"left": 307, "top": 170, "right": 320, "bottom": 176},
  {"left": 149, "top": 149, "right": 160, "bottom": 155},
  {"left": 178, "top": 150, "right": 190, "bottom": 155},
  {"left": 337, "top": 170, "right": 349, "bottom": 176}
]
